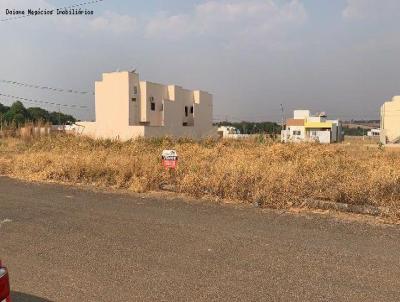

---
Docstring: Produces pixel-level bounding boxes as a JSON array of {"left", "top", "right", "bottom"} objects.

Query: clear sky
[{"left": 0, "top": 0, "right": 399, "bottom": 122}]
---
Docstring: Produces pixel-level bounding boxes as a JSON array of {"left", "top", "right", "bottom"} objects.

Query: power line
[
  {"left": 0, "top": 79, "right": 94, "bottom": 95},
  {"left": 0, "top": 0, "right": 105, "bottom": 23},
  {"left": 0, "top": 92, "right": 89, "bottom": 109},
  {"left": 214, "top": 112, "right": 380, "bottom": 119},
  {"left": 213, "top": 114, "right": 380, "bottom": 123}
]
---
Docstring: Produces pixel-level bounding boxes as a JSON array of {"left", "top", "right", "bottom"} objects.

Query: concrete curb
[
  {"left": 302, "top": 199, "right": 390, "bottom": 217},
  {"left": 159, "top": 183, "right": 177, "bottom": 192}
]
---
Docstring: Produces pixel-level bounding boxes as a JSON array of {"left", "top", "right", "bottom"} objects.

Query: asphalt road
[{"left": 0, "top": 177, "right": 400, "bottom": 301}]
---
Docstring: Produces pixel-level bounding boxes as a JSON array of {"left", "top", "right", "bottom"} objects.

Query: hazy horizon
[{"left": 1, "top": 0, "right": 399, "bottom": 122}]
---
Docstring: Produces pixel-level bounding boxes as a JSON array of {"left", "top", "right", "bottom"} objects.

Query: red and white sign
[{"left": 162, "top": 150, "right": 178, "bottom": 169}]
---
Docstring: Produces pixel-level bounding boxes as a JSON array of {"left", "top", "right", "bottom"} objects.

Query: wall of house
[
  {"left": 307, "top": 116, "right": 322, "bottom": 123},
  {"left": 307, "top": 129, "right": 331, "bottom": 144},
  {"left": 294, "top": 110, "right": 310, "bottom": 119},
  {"left": 139, "top": 81, "right": 148, "bottom": 124},
  {"left": 177, "top": 87, "right": 194, "bottom": 126},
  {"left": 90, "top": 71, "right": 145, "bottom": 140},
  {"left": 77, "top": 122, "right": 146, "bottom": 141},
  {"left": 331, "top": 124, "right": 337, "bottom": 142},
  {"left": 381, "top": 96, "right": 400, "bottom": 143},
  {"left": 287, "top": 125, "right": 306, "bottom": 142},
  {"left": 163, "top": 87, "right": 180, "bottom": 129},
  {"left": 128, "top": 73, "right": 140, "bottom": 126},
  {"left": 142, "top": 81, "right": 169, "bottom": 127},
  {"left": 194, "top": 90, "right": 213, "bottom": 135},
  {"left": 319, "top": 131, "right": 331, "bottom": 144},
  {"left": 328, "top": 120, "right": 343, "bottom": 142},
  {"left": 95, "top": 72, "right": 130, "bottom": 130}
]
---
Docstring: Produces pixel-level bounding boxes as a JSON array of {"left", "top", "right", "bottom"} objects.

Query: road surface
[{"left": 0, "top": 177, "right": 399, "bottom": 301}]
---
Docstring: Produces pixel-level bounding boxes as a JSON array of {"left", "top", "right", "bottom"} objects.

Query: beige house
[
  {"left": 380, "top": 96, "right": 400, "bottom": 144},
  {"left": 78, "top": 71, "right": 215, "bottom": 140},
  {"left": 281, "top": 110, "right": 343, "bottom": 144}
]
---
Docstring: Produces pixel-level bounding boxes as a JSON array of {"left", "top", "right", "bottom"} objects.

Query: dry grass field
[{"left": 1, "top": 135, "right": 400, "bottom": 218}]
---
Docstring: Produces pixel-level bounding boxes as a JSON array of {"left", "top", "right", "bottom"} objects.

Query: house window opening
[
  {"left": 150, "top": 96, "right": 155, "bottom": 111},
  {"left": 190, "top": 106, "right": 194, "bottom": 114},
  {"left": 185, "top": 106, "right": 188, "bottom": 117}
]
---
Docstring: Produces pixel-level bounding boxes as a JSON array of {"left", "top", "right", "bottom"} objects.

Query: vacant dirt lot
[{"left": 0, "top": 135, "right": 399, "bottom": 218}]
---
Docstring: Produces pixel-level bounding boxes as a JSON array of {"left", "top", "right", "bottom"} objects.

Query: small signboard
[{"left": 162, "top": 150, "right": 178, "bottom": 169}]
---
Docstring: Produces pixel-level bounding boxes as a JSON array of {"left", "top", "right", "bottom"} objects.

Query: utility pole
[{"left": 280, "top": 104, "right": 285, "bottom": 131}]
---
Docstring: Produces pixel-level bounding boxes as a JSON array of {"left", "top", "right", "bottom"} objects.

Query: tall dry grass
[{"left": 1, "top": 135, "right": 400, "bottom": 217}]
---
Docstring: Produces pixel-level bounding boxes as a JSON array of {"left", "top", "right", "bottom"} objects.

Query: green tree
[
  {"left": 13, "top": 113, "right": 26, "bottom": 126},
  {"left": 28, "top": 107, "right": 50, "bottom": 123},
  {"left": 9, "top": 101, "right": 29, "bottom": 116},
  {"left": 0, "top": 103, "right": 9, "bottom": 114},
  {"left": 0, "top": 101, "right": 77, "bottom": 127},
  {"left": 1, "top": 101, "right": 30, "bottom": 126},
  {"left": 49, "top": 111, "right": 76, "bottom": 125},
  {"left": 342, "top": 126, "right": 365, "bottom": 136}
]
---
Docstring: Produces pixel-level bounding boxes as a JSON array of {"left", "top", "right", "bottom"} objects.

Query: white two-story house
[{"left": 78, "top": 71, "right": 215, "bottom": 140}]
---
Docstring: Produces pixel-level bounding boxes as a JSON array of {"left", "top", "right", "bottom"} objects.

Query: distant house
[
  {"left": 380, "top": 96, "right": 400, "bottom": 144},
  {"left": 218, "top": 126, "right": 239, "bottom": 136},
  {"left": 367, "top": 129, "right": 380, "bottom": 137},
  {"left": 217, "top": 126, "right": 249, "bottom": 139},
  {"left": 281, "top": 110, "right": 343, "bottom": 144},
  {"left": 77, "top": 71, "right": 215, "bottom": 141}
]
